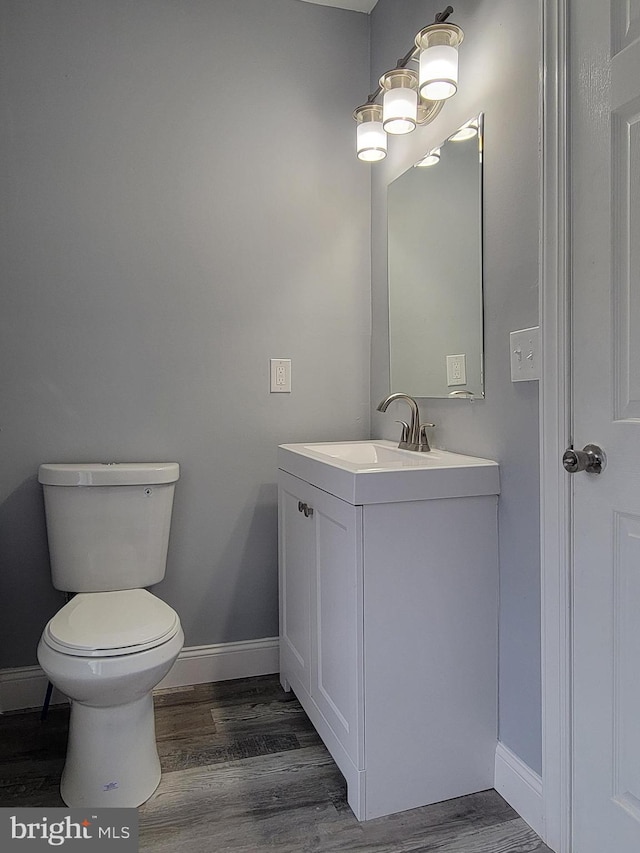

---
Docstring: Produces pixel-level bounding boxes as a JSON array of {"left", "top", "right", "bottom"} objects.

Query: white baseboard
[
  {"left": 0, "top": 637, "right": 279, "bottom": 713},
  {"left": 156, "top": 636, "right": 279, "bottom": 691},
  {"left": 494, "top": 741, "right": 544, "bottom": 838},
  {"left": 0, "top": 666, "right": 68, "bottom": 713}
]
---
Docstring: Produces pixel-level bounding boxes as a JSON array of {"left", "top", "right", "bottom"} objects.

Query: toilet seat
[{"left": 43, "top": 589, "right": 181, "bottom": 657}]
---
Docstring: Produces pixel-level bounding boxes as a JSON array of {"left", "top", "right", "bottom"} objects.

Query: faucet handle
[
  {"left": 395, "top": 420, "right": 410, "bottom": 444},
  {"left": 418, "top": 423, "right": 435, "bottom": 452}
]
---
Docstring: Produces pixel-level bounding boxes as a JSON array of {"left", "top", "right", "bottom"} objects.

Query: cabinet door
[
  {"left": 278, "top": 473, "right": 315, "bottom": 693},
  {"left": 309, "top": 487, "right": 363, "bottom": 767}
]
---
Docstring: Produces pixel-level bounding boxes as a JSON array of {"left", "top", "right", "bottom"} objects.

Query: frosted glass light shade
[
  {"left": 353, "top": 104, "right": 387, "bottom": 162},
  {"left": 380, "top": 69, "right": 419, "bottom": 136},
  {"left": 420, "top": 45, "right": 458, "bottom": 99},
  {"left": 416, "top": 147, "right": 441, "bottom": 167},
  {"left": 383, "top": 87, "right": 418, "bottom": 135},
  {"left": 356, "top": 121, "right": 387, "bottom": 161},
  {"left": 415, "top": 23, "right": 464, "bottom": 102},
  {"left": 449, "top": 119, "right": 478, "bottom": 141}
]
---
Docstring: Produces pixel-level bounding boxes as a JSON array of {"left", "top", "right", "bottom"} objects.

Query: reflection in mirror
[{"left": 388, "top": 114, "right": 484, "bottom": 398}]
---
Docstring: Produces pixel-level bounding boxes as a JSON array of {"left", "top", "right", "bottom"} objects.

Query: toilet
[{"left": 36, "top": 462, "right": 184, "bottom": 808}]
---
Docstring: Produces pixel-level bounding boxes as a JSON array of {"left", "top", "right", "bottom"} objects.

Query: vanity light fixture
[
  {"left": 353, "top": 6, "right": 463, "bottom": 162},
  {"left": 416, "top": 147, "right": 441, "bottom": 167}
]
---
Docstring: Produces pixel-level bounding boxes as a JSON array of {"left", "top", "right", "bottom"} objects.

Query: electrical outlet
[
  {"left": 446, "top": 354, "right": 467, "bottom": 386},
  {"left": 270, "top": 358, "right": 291, "bottom": 393}
]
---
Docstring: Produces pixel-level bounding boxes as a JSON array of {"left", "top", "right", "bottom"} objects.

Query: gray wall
[
  {"left": 0, "top": 0, "right": 371, "bottom": 668},
  {"left": 369, "top": 1, "right": 542, "bottom": 773},
  {"left": 1, "top": 0, "right": 542, "bottom": 779}
]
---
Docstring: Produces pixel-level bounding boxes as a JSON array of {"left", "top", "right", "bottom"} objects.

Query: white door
[{"left": 571, "top": 1, "right": 640, "bottom": 851}]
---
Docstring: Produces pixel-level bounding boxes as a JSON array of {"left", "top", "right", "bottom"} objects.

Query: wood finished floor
[{"left": 0, "top": 675, "right": 551, "bottom": 852}]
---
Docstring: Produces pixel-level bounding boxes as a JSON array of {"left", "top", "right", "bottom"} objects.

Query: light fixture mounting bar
[
  {"left": 435, "top": 6, "right": 454, "bottom": 23},
  {"left": 363, "top": 6, "right": 455, "bottom": 104}
]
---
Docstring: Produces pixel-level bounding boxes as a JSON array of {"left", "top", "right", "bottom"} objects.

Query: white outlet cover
[
  {"left": 446, "top": 354, "right": 467, "bottom": 386},
  {"left": 270, "top": 358, "right": 291, "bottom": 393},
  {"left": 510, "top": 326, "right": 540, "bottom": 382}
]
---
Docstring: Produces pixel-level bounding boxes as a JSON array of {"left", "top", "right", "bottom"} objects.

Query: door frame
[{"left": 540, "top": 1, "right": 571, "bottom": 851}]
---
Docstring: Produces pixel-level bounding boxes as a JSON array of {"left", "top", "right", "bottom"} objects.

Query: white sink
[
  {"left": 302, "top": 442, "right": 428, "bottom": 467},
  {"left": 278, "top": 440, "right": 500, "bottom": 505}
]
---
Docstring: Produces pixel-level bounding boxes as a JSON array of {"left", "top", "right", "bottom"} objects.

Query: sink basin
[
  {"left": 302, "top": 442, "right": 429, "bottom": 467},
  {"left": 278, "top": 440, "right": 500, "bottom": 505}
]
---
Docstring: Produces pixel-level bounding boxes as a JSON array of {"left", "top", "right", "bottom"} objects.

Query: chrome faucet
[{"left": 376, "top": 392, "right": 434, "bottom": 452}]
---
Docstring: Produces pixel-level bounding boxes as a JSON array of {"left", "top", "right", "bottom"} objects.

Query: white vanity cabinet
[{"left": 278, "top": 441, "right": 500, "bottom": 821}]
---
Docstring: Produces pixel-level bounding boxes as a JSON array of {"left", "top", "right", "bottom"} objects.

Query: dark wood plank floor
[{"left": 0, "top": 675, "right": 552, "bottom": 852}]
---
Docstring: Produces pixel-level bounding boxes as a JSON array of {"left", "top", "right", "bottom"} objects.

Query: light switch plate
[{"left": 510, "top": 326, "right": 540, "bottom": 381}]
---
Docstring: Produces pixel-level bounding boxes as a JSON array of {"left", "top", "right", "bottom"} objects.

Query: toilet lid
[{"left": 45, "top": 589, "right": 180, "bottom": 657}]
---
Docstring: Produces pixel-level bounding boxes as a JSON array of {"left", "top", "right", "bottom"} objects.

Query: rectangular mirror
[{"left": 387, "top": 114, "right": 484, "bottom": 398}]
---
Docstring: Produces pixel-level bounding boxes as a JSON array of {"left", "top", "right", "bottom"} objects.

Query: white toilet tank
[{"left": 38, "top": 463, "right": 180, "bottom": 593}]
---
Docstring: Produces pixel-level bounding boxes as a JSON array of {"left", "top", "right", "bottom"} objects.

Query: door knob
[{"left": 562, "top": 443, "right": 606, "bottom": 475}]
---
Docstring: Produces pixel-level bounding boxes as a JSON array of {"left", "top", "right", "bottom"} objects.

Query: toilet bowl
[
  {"left": 37, "top": 461, "right": 182, "bottom": 807},
  {"left": 38, "top": 589, "right": 183, "bottom": 807}
]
